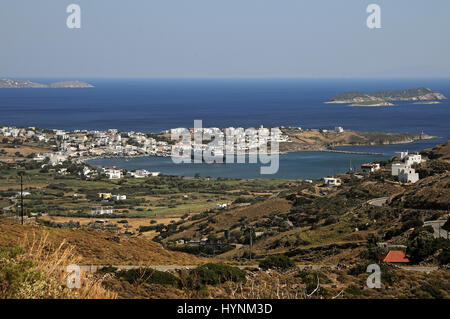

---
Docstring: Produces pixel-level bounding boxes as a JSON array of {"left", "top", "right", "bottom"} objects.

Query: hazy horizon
[{"left": 1, "top": 0, "right": 449, "bottom": 79}]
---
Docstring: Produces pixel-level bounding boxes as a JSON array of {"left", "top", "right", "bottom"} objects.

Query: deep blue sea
[{"left": 1, "top": 78, "right": 449, "bottom": 179}]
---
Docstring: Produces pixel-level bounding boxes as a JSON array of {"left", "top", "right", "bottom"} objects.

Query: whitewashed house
[
  {"left": 46, "top": 152, "right": 67, "bottom": 165},
  {"left": 404, "top": 154, "right": 422, "bottom": 166},
  {"left": 111, "top": 194, "right": 127, "bottom": 201},
  {"left": 398, "top": 168, "right": 419, "bottom": 184},
  {"left": 391, "top": 163, "right": 410, "bottom": 176},
  {"left": 323, "top": 177, "right": 342, "bottom": 187},
  {"left": 105, "top": 168, "right": 122, "bottom": 179},
  {"left": 91, "top": 206, "right": 114, "bottom": 216}
]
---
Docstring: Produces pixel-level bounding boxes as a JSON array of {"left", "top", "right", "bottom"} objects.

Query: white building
[
  {"left": 32, "top": 154, "right": 46, "bottom": 162},
  {"left": 45, "top": 152, "right": 67, "bottom": 166},
  {"left": 82, "top": 166, "right": 92, "bottom": 176},
  {"left": 216, "top": 203, "right": 228, "bottom": 209},
  {"left": 323, "top": 177, "right": 342, "bottom": 187},
  {"left": 111, "top": 194, "right": 127, "bottom": 201},
  {"left": 404, "top": 154, "right": 422, "bottom": 166},
  {"left": 91, "top": 206, "right": 114, "bottom": 216},
  {"left": 398, "top": 168, "right": 419, "bottom": 184},
  {"left": 105, "top": 168, "right": 122, "bottom": 179},
  {"left": 335, "top": 126, "right": 344, "bottom": 133},
  {"left": 391, "top": 163, "right": 410, "bottom": 176}
]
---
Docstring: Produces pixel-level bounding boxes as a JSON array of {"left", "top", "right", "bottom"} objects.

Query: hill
[
  {"left": 156, "top": 141, "right": 450, "bottom": 264},
  {"left": 0, "top": 219, "right": 207, "bottom": 265}
]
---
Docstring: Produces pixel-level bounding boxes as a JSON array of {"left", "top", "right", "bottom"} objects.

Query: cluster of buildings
[
  {"left": 58, "top": 128, "right": 172, "bottom": 159},
  {"left": 1, "top": 125, "right": 173, "bottom": 164},
  {"left": 391, "top": 152, "right": 422, "bottom": 184},
  {"left": 126, "top": 169, "right": 160, "bottom": 178},
  {"left": 171, "top": 125, "right": 291, "bottom": 157},
  {"left": 322, "top": 150, "right": 422, "bottom": 187},
  {"left": 95, "top": 167, "right": 160, "bottom": 180}
]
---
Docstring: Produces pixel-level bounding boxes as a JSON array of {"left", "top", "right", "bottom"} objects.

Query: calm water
[
  {"left": 1, "top": 78, "right": 448, "bottom": 179},
  {"left": 87, "top": 152, "right": 391, "bottom": 180}
]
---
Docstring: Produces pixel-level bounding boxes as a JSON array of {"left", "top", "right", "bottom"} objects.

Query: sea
[{"left": 1, "top": 78, "right": 449, "bottom": 179}]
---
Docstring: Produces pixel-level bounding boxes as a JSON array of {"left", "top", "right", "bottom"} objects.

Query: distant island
[
  {"left": 0, "top": 78, "right": 94, "bottom": 88},
  {"left": 326, "top": 87, "right": 446, "bottom": 106}
]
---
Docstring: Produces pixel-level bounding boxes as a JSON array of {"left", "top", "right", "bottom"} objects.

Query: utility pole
[
  {"left": 19, "top": 171, "right": 24, "bottom": 225},
  {"left": 248, "top": 226, "right": 253, "bottom": 261}
]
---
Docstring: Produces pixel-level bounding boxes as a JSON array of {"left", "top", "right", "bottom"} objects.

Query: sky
[{"left": 0, "top": 0, "right": 449, "bottom": 78}]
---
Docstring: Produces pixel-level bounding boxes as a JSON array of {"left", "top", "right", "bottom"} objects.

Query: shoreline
[{"left": 79, "top": 138, "right": 438, "bottom": 166}]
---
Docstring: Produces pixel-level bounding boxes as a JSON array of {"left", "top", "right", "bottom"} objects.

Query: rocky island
[
  {"left": 0, "top": 78, "right": 94, "bottom": 88},
  {"left": 326, "top": 87, "right": 446, "bottom": 106}
]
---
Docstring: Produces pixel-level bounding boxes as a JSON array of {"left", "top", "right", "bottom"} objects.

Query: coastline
[{"left": 78, "top": 136, "right": 437, "bottom": 165}]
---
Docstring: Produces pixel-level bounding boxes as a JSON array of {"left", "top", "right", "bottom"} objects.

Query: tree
[{"left": 407, "top": 230, "right": 436, "bottom": 263}]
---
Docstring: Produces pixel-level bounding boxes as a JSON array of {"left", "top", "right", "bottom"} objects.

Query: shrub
[
  {"left": 259, "top": 255, "right": 294, "bottom": 270},
  {"left": 97, "top": 265, "right": 118, "bottom": 274},
  {"left": 185, "top": 263, "right": 246, "bottom": 290},
  {"left": 437, "top": 248, "right": 450, "bottom": 265}
]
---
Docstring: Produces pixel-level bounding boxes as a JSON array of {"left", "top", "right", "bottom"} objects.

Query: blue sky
[{"left": 0, "top": 0, "right": 449, "bottom": 78}]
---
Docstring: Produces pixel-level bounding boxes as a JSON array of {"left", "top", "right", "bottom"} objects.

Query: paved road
[
  {"left": 367, "top": 197, "right": 389, "bottom": 207},
  {"left": 398, "top": 266, "right": 439, "bottom": 273},
  {"left": 424, "top": 220, "right": 449, "bottom": 239}
]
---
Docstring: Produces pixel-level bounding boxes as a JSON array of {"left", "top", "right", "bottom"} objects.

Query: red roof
[{"left": 382, "top": 250, "right": 410, "bottom": 263}]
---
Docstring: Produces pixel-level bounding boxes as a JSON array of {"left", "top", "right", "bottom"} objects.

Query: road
[
  {"left": 367, "top": 197, "right": 388, "bottom": 207},
  {"left": 424, "top": 220, "right": 449, "bottom": 239}
]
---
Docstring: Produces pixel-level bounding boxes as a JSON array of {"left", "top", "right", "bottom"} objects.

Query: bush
[
  {"left": 185, "top": 263, "right": 246, "bottom": 290},
  {"left": 116, "top": 268, "right": 180, "bottom": 287},
  {"left": 407, "top": 229, "right": 450, "bottom": 263},
  {"left": 259, "top": 255, "right": 294, "bottom": 270},
  {"left": 97, "top": 265, "right": 118, "bottom": 274},
  {"left": 437, "top": 248, "right": 450, "bottom": 265},
  {"left": 296, "top": 271, "right": 331, "bottom": 294}
]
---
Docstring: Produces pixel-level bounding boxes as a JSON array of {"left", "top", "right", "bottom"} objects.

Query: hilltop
[
  {"left": 326, "top": 88, "right": 446, "bottom": 105},
  {"left": 0, "top": 78, "right": 94, "bottom": 88}
]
